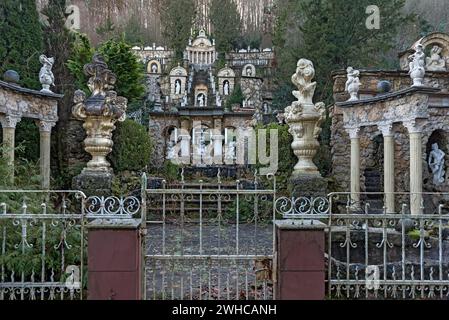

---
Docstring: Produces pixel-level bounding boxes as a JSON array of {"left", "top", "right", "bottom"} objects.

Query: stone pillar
[
  {"left": 275, "top": 220, "right": 326, "bottom": 300},
  {"left": 347, "top": 127, "right": 361, "bottom": 208},
  {"left": 0, "top": 115, "right": 21, "bottom": 184},
  {"left": 37, "top": 120, "right": 56, "bottom": 189},
  {"left": 405, "top": 120, "right": 423, "bottom": 215},
  {"left": 212, "top": 135, "right": 224, "bottom": 164},
  {"left": 379, "top": 123, "right": 395, "bottom": 213},
  {"left": 87, "top": 219, "right": 142, "bottom": 300}
]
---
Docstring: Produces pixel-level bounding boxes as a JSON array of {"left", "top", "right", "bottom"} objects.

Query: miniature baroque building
[
  {"left": 133, "top": 30, "right": 276, "bottom": 169},
  {"left": 331, "top": 32, "right": 449, "bottom": 214}
]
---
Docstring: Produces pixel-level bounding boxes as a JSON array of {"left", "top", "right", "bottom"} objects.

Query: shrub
[{"left": 110, "top": 119, "right": 153, "bottom": 173}]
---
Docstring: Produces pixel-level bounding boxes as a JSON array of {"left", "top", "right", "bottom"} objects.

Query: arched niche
[
  {"left": 147, "top": 60, "right": 161, "bottom": 74},
  {"left": 426, "top": 129, "right": 448, "bottom": 172},
  {"left": 242, "top": 64, "right": 256, "bottom": 77}
]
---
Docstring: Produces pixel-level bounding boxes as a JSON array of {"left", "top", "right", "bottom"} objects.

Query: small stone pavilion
[
  {"left": 0, "top": 75, "right": 62, "bottom": 188},
  {"left": 133, "top": 29, "right": 276, "bottom": 169},
  {"left": 331, "top": 32, "right": 449, "bottom": 215}
]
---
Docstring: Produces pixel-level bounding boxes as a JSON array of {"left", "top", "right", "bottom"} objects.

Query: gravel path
[{"left": 145, "top": 223, "right": 274, "bottom": 300}]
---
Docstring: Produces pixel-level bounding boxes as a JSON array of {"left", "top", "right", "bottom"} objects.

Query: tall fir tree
[
  {"left": 41, "top": 0, "right": 80, "bottom": 188},
  {"left": 0, "top": 0, "right": 44, "bottom": 89},
  {"left": 160, "top": 0, "right": 196, "bottom": 59},
  {"left": 209, "top": 0, "right": 241, "bottom": 56}
]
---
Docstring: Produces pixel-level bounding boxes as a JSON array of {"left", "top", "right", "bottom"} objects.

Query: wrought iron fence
[
  {"left": 0, "top": 190, "right": 86, "bottom": 300},
  {"left": 142, "top": 170, "right": 276, "bottom": 300},
  {"left": 275, "top": 192, "right": 449, "bottom": 300}
]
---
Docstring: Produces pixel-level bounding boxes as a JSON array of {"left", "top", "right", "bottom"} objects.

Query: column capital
[
  {"left": 403, "top": 119, "right": 424, "bottom": 134},
  {"left": 345, "top": 126, "right": 360, "bottom": 139},
  {"left": 37, "top": 120, "right": 57, "bottom": 133},
  {"left": 0, "top": 115, "right": 21, "bottom": 128},
  {"left": 378, "top": 122, "right": 394, "bottom": 137}
]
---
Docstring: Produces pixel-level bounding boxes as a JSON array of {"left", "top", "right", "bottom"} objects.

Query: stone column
[
  {"left": 347, "top": 127, "right": 361, "bottom": 208},
  {"left": 275, "top": 220, "right": 326, "bottom": 300},
  {"left": 404, "top": 120, "right": 423, "bottom": 215},
  {"left": 179, "top": 119, "right": 191, "bottom": 165},
  {"left": 37, "top": 120, "right": 56, "bottom": 189},
  {"left": 379, "top": 123, "right": 395, "bottom": 213},
  {"left": 212, "top": 135, "right": 224, "bottom": 165},
  {"left": 0, "top": 115, "right": 21, "bottom": 184}
]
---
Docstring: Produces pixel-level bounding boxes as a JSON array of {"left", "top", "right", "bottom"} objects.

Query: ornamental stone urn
[
  {"left": 72, "top": 54, "right": 127, "bottom": 194},
  {"left": 284, "top": 59, "right": 327, "bottom": 196}
]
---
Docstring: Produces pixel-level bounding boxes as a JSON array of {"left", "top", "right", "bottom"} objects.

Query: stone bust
[{"left": 428, "top": 143, "right": 445, "bottom": 185}]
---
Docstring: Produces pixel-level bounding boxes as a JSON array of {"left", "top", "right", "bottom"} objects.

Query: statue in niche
[
  {"left": 428, "top": 143, "right": 445, "bottom": 185},
  {"left": 216, "top": 93, "right": 222, "bottom": 107},
  {"left": 197, "top": 93, "right": 205, "bottom": 107},
  {"left": 426, "top": 45, "right": 447, "bottom": 71},
  {"left": 223, "top": 81, "right": 230, "bottom": 95},
  {"left": 39, "top": 55, "right": 55, "bottom": 93},
  {"left": 175, "top": 80, "right": 181, "bottom": 95},
  {"left": 166, "top": 140, "right": 176, "bottom": 160},
  {"left": 151, "top": 63, "right": 158, "bottom": 73},
  {"left": 246, "top": 66, "right": 253, "bottom": 77},
  {"left": 345, "top": 67, "right": 361, "bottom": 101},
  {"left": 196, "top": 133, "right": 207, "bottom": 157},
  {"left": 225, "top": 140, "right": 236, "bottom": 162},
  {"left": 181, "top": 92, "right": 188, "bottom": 107},
  {"left": 408, "top": 43, "right": 426, "bottom": 86}
]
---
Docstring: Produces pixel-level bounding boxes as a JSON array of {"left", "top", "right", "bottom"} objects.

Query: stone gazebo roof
[{"left": 0, "top": 80, "right": 62, "bottom": 122}]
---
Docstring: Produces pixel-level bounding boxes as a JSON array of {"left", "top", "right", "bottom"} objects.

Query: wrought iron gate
[
  {"left": 0, "top": 190, "right": 86, "bottom": 300},
  {"left": 142, "top": 171, "right": 276, "bottom": 300}
]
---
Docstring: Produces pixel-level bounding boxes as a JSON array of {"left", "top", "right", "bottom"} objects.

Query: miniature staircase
[{"left": 363, "top": 168, "right": 384, "bottom": 214}]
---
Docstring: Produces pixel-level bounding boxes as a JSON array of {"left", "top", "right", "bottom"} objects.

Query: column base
[
  {"left": 72, "top": 170, "right": 114, "bottom": 196},
  {"left": 289, "top": 174, "right": 328, "bottom": 198}
]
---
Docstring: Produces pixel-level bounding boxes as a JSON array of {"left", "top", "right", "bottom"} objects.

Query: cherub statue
[
  {"left": 408, "top": 43, "right": 426, "bottom": 86},
  {"left": 426, "top": 45, "right": 446, "bottom": 71},
  {"left": 39, "top": 55, "right": 55, "bottom": 93},
  {"left": 345, "top": 67, "right": 361, "bottom": 101}
]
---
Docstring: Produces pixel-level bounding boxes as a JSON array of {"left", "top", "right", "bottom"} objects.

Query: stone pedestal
[
  {"left": 289, "top": 174, "right": 328, "bottom": 198},
  {"left": 275, "top": 219, "right": 326, "bottom": 300},
  {"left": 72, "top": 171, "right": 113, "bottom": 196},
  {"left": 87, "top": 219, "right": 142, "bottom": 300}
]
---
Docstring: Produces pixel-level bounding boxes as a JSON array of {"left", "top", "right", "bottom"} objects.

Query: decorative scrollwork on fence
[
  {"left": 275, "top": 196, "right": 330, "bottom": 217},
  {"left": 85, "top": 196, "right": 141, "bottom": 218}
]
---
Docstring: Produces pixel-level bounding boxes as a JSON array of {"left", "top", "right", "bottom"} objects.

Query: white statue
[
  {"left": 166, "top": 140, "right": 176, "bottom": 160},
  {"left": 225, "top": 140, "right": 236, "bottom": 162},
  {"left": 428, "top": 143, "right": 445, "bottom": 185},
  {"left": 175, "top": 80, "right": 181, "bottom": 94},
  {"left": 196, "top": 133, "right": 206, "bottom": 157},
  {"left": 426, "top": 45, "right": 446, "bottom": 71},
  {"left": 151, "top": 63, "right": 158, "bottom": 73},
  {"left": 345, "top": 67, "right": 361, "bottom": 101},
  {"left": 246, "top": 66, "right": 253, "bottom": 77},
  {"left": 224, "top": 81, "right": 230, "bottom": 95},
  {"left": 197, "top": 94, "right": 205, "bottom": 107},
  {"left": 39, "top": 55, "right": 55, "bottom": 93},
  {"left": 284, "top": 59, "right": 325, "bottom": 176},
  {"left": 181, "top": 92, "right": 188, "bottom": 107},
  {"left": 216, "top": 94, "right": 222, "bottom": 107},
  {"left": 408, "top": 43, "right": 426, "bottom": 86}
]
